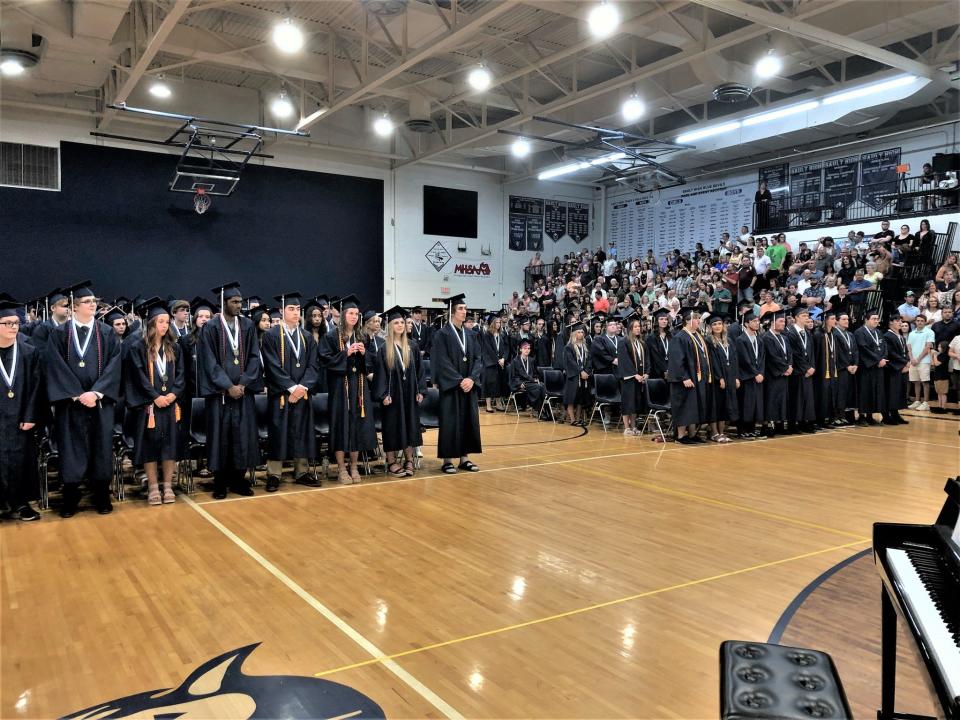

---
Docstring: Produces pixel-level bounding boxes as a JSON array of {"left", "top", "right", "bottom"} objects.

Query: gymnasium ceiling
[{"left": 1, "top": 0, "right": 958, "bottom": 184}]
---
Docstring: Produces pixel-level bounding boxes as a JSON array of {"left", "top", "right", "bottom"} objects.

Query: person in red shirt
[{"left": 593, "top": 289, "right": 610, "bottom": 315}]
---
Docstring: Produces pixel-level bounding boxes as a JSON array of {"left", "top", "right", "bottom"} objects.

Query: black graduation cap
[
  {"left": 0, "top": 298, "right": 21, "bottom": 319},
  {"left": 47, "top": 287, "right": 67, "bottom": 306},
  {"left": 410, "top": 305, "right": 424, "bottom": 314},
  {"left": 382, "top": 305, "right": 409, "bottom": 323},
  {"left": 115, "top": 296, "right": 133, "bottom": 310},
  {"left": 314, "top": 295, "right": 330, "bottom": 308},
  {"left": 761, "top": 309, "right": 786, "bottom": 324},
  {"left": 327, "top": 295, "right": 340, "bottom": 309},
  {"left": 442, "top": 293, "right": 467, "bottom": 318},
  {"left": 518, "top": 314, "right": 531, "bottom": 325},
  {"left": 338, "top": 294, "right": 360, "bottom": 312},
  {"left": 211, "top": 281, "right": 243, "bottom": 300},
  {"left": 651, "top": 307, "right": 671, "bottom": 320},
  {"left": 678, "top": 306, "right": 699, "bottom": 322},
  {"left": 363, "top": 309, "right": 380, "bottom": 323},
  {"left": 863, "top": 308, "right": 881, "bottom": 319},
  {"left": 517, "top": 337, "right": 532, "bottom": 348},
  {"left": 103, "top": 308, "right": 126, "bottom": 324},
  {"left": 792, "top": 306, "right": 810, "bottom": 317},
  {"left": 249, "top": 306, "right": 269, "bottom": 324},
  {"left": 190, "top": 296, "right": 218, "bottom": 314},
  {"left": 268, "top": 307, "right": 282, "bottom": 320},
  {"left": 246, "top": 295, "right": 262, "bottom": 308},
  {"left": 887, "top": 312, "right": 901, "bottom": 323},
  {"left": 741, "top": 310, "right": 758, "bottom": 323},
  {"left": 566, "top": 320, "right": 585, "bottom": 333},
  {"left": 704, "top": 313, "right": 727, "bottom": 325},
  {"left": 135, "top": 297, "right": 170, "bottom": 320},
  {"left": 274, "top": 292, "right": 303, "bottom": 307},
  {"left": 737, "top": 299, "right": 754, "bottom": 309},
  {"left": 63, "top": 280, "right": 95, "bottom": 302}
]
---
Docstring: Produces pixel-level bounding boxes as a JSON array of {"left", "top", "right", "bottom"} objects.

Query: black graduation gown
[
  {"left": 432, "top": 323, "right": 483, "bottom": 459},
  {"left": 123, "top": 338, "right": 186, "bottom": 464},
  {"left": 761, "top": 331, "right": 790, "bottom": 423},
  {"left": 178, "top": 332, "right": 201, "bottom": 452},
  {"left": 410, "top": 322, "right": 432, "bottom": 357},
  {"left": 667, "top": 330, "right": 710, "bottom": 426},
  {"left": 45, "top": 321, "right": 123, "bottom": 484},
  {"left": 834, "top": 328, "right": 859, "bottom": 412},
  {"left": 727, "top": 323, "right": 744, "bottom": 343},
  {"left": 562, "top": 343, "right": 592, "bottom": 406},
  {"left": 590, "top": 335, "right": 619, "bottom": 376},
  {"left": 735, "top": 331, "right": 765, "bottom": 422},
  {"left": 262, "top": 325, "right": 318, "bottom": 461},
  {"left": 319, "top": 331, "right": 377, "bottom": 454},
  {"left": 854, "top": 326, "right": 886, "bottom": 414},
  {"left": 617, "top": 338, "right": 647, "bottom": 416},
  {"left": 787, "top": 327, "right": 816, "bottom": 423},
  {"left": 646, "top": 333, "right": 670, "bottom": 380},
  {"left": 883, "top": 330, "right": 909, "bottom": 413},
  {"left": 27, "top": 318, "right": 65, "bottom": 353},
  {"left": 365, "top": 335, "right": 384, "bottom": 380},
  {"left": 708, "top": 339, "right": 739, "bottom": 422},
  {"left": 197, "top": 315, "right": 263, "bottom": 472},
  {"left": 480, "top": 332, "right": 508, "bottom": 399},
  {"left": 812, "top": 329, "right": 839, "bottom": 421},
  {"left": 307, "top": 328, "right": 327, "bottom": 393},
  {"left": 535, "top": 334, "right": 552, "bottom": 370},
  {"left": 508, "top": 355, "right": 545, "bottom": 411},
  {"left": 0, "top": 339, "right": 41, "bottom": 506},
  {"left": 551, "top": 334, "right": 566, "bottom": 370},
  {"left": 373, "top": 341, "right": 426, "bottom": 452}
]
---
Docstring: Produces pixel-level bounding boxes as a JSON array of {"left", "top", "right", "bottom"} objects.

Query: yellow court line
[
  {"left": 575, "top": 463, "right": 870, "bottom": 542},
  {"left": 313, "top": 539, "right": 868, "bottom": 678}
]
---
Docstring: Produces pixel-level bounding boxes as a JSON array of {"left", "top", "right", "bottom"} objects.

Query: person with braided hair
[
  {"left": 319, "top": 295, "right": 376, "bottom": 484},
  {"left": 45, "top": 281, "right": 123, "bottom": 517},
  {"left": 198, "top": 282, "right": 263, "bottom": 500}
]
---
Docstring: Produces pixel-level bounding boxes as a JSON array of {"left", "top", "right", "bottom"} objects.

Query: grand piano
[{"left": 874, "top": 477, "right": 960, "bottom": 719}]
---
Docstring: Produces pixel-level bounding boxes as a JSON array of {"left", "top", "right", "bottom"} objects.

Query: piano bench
[{"left": 720, "top": 640, "right": 853, "bottom": 720}]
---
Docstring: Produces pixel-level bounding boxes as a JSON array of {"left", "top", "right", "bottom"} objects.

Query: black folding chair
[
  {"left": 589, "top": 373, "right": 621, "bottom": 431},
  {"left": 539, "top": 367, "right": 565, "bottom": 422},
  {"left": 415, "top": 387, "right": 440, "bottom": 469},
  {"left": 180, "top": 397, "right": 208, "bottom": 494},
  {"left": 310, "top": 393, "right": 331, "bottom": 479},
  {"left": 422, "top": 358, "right": 432, "bottom": 388},
  {"left": 251, "top": 393, "right": 270, "bottom": 485},
  {"left": 640, "top": 378, "right": 672, "bottom": 442}
]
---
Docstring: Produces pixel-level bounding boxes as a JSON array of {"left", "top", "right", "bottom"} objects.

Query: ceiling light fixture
[
  {"left": 675, "top": 121, "right": 741, "bottom": 145},
  {"left": 0, "top": 58, "right": 25, "bottom": 76},
  {"left": 587, "top": 2, "right": 620, "bottom": 39},
  {"left": 373, "top": 114, "right": 394, "bottom": 137},
  {"left": 149, "top": 75, "right": 172, "bottom": 99},
  {"left": 621, "top": 94, "right": 645, "bottom": 122},
  {"left": 511, "top": 137, "right": 531, "bottom": 158},
  {"left": 271, "top": 89, "right": 294, "bottom": 118},
  {"left": 754, "top": 50, "right": 782, "bottom": 79},
  {"left": 742, "top": 100, "right": 819, "bottom": 126},
  {"left": 537, "top": 151, "right": 627, "bottom": 180},
  {"left": 467, "top": 65, "right": 492, "bottom": 91},
  {"left": 273, "top": 17, "right": 304, "bottom": 53},
  {"left": 0, "top": 49, "right": 39, "bottom": 77},
  {"left": 822, "top": 74, "right": 918, "bottom": 105}
]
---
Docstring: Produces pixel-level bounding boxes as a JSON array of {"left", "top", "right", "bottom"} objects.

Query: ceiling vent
[
  {"left": 403, "top": 93, "right": 435, "bottom": 133},
  {"left": 360, "top": 0, "right": 408, "bottom": 16},
  {"left": 713, "top": 83, "right": 753, "bottom": 103}
]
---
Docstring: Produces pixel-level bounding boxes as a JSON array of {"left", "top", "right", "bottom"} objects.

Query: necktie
[{"left": 78, "top": 326, "right": 89, "bottom": 342}]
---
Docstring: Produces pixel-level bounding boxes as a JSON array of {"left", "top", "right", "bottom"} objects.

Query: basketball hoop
[{"left": 193, "top": 187, "right": 212, "bottom": 215}]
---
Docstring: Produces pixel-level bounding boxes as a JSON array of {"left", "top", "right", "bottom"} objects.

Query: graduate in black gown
[
  {"left": 667, "top": 308, "right": 711, "bottom": 444},
  {"left": 481, "top": 315, "right": 508, "bottom": 413},
  {"left": 538, "top": 319, "right": 559, "bottom": 369},
  {"left": 786, "top": 307, "right": 817, "bottom": 433},
  {"left": 550, "top": 319, "right": 567, "bottom": 371},
  {"left": 590, "top": 316, "right": 620, "bottom": 376},
  {"left": 261, "top": 292, "right": 320, "bottom": 491},
  {"left": 319, "top": 295, "right": 377, "bottom": 484},
  {"left": 854, "top": 309, "right": 886, "bottom": 425},
  {"left": 617, "top": 313, "right": 648, "bottom": 436},
  {"left": 27, "top": 288, "right": 71, "bottom": 353},
  {"left": 123, "top": 298, "right": 186, "bottom": 506},
  {"left": 198, "top": 282, "right": 263, "bottom": 499},
  {"left": 409, "top": 306, "right": 432, "bottom": 358},
  {"left": 562, "top": 321, "right": 592, "bottom": 426},
  {"left": 0, "top": 300, "right": 42, "bottom": 521},
  {"left": 645, "top": 308, "right": 671, "bottom": 380},
  {"left": 735, "top": 311, "right": 764, "bottom": 438},
  {"left": 508, "top": 337, "right": 545, "bottom": 414},
  {"left": 882, "top": 313, "right": 910, "bottom": 425},
  {"left": 834, "top": 311, "right": 859, "bottom": 425},
  {"left": 363, "top": 310, "right": 384, "bottom": 382},
  {"left": 303, "top": 296, "right": 328, "bottom": 393},
  {"left": 813, "top": 311, "right": 840, "bottom": 429},
  {"left": 432, "top": 294, "right": 483, "bottom": 474},
  {"left": 374, "top": 306, "right": 426, "bottom": 477},
  {"left": 705, "top": 314, "right": 738, "bottom": 443},
  {"left": 45, "top": 281, "right": 123, "bottom": 517},
  {"left": 761, "top": 310, "right": 791, "bottom": 436},
  {"left": 179, "top": 297, "right": 216, "bottom": 455}
]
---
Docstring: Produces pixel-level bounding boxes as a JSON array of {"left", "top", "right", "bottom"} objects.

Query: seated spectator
[
  {"left": 863, "top": 261, "right": 884, "bottom": 285},
  {"left": 802, "top": 275, "right": 826, "bottom": 308},
  {"left": 823, "top": 275, "right": 839, "bottom": 305},
  {"left": 759, "top": 291, "right": 781, "bottom": 316},
  {"left": 936, "top": 270, "right": 957, "bottom": 300}
]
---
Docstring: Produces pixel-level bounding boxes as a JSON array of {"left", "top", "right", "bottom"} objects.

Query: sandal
[
  {"left": 404, "top": 460, "right": 415, "bottom": 477},
  {"left": 458, "top": 460, "right": 479, "bottom": 472},
  {"left": 710, "top": 434, "right": 722, "bottom": 443},
  {"left": 387, "top": 462, "right": 405, "bottom": 477},
  {"left": 350, "top": 467, "right": 362, "bottom": 483},
  {"left": 718, "top": 434, "right": 732, "bottom": 443},
  {"left": 148, "top": 489, "right": 162, "bottom": 506},
  {"left": 338, "top": 470, "right": 353, "bottom": 484},
  {"left": 441, "top": 462, "right": 457, "bottom": 474},
  {"left": 162, "top": 487, "right": 176, "bottom": 503}
]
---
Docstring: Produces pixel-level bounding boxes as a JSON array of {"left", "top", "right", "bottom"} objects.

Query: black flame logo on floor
[{"left": 61, "top": 644, "right": 386, "bottom": 719}]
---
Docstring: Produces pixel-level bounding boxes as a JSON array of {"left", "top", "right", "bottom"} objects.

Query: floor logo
[
  {"left": 425, "top": 241, "right": 451, "bottom": 272},
  {"left": 61, "top": 644, "right": 385, "bottom": 719}
]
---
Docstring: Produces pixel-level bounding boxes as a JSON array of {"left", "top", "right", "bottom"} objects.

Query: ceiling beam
[
  {"left": 99, "top": 0, "right": 192, "bottom": 130},
  {"left": 687, "top": 0, "right": 936, "bottom": 79},
  {"left": 295, "top": 0, "right": 522, "bottom": 131}
]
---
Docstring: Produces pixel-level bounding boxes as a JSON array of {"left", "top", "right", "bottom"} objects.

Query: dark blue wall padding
[{"left": 0, "top": 141, "right": 384, "bottom": 305}]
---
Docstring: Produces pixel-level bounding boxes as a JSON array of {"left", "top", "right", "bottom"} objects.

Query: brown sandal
[
  {"left": 387, "top": 462, "right": 405, "bottom": 477},
  {"left": 404, "top": 460, "right": 415, "bottom": 476}
]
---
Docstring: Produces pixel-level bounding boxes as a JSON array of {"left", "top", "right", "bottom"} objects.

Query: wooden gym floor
[{"left": 1, "top": 412, "right": 957, "bottom": 719}]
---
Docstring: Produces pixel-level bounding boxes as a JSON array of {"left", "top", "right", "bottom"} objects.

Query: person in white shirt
[
  {"left": 906, "top": 314, "right": 935, "bottom": 411},
  {"left": 797, "top": 269, "right": 814, "bottom": 295},
  {"left": 753, "top": 248, "right": 771, "bottom": 276},
  {"left": 602, "top": 257, "right": 617, "bottom": 278}
]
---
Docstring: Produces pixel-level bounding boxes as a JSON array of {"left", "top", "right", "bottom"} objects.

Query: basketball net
[{"left": 193, "top": 187, "right": 212, "bottom": 215}]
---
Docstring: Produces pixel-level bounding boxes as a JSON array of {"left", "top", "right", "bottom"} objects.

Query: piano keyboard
[{"left": 887, "top": 545, "right": 960, "bottom": 703}]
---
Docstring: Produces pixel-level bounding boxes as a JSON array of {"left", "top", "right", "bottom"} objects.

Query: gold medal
[
  {"left": 161, "top": 386, "right": 167, "bottom": 392},
  {"left": 233, "top": 358, "right": 239, "bottom": 365},
  {"left": 6, "top": 391, "right": 13, "bottom": 399},
  {"left": 462, "top": 356, "right": 467, "bottom": 362},
  {"left": 351, "top": 367, "right": 357, "bottom": 373},
  {"left": 78, "top": 360, "right": 86, "bottom": 368},
  {"left": 295, "top": 362, "right": 300, "bottom": 368}
]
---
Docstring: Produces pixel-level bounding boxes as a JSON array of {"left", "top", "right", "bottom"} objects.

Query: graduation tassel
[
  {"left": 147, "top": 358, "right": 157, "bottom": 429},
  {"left": 279, "top": 329, "right": 285, "bottom": 409},
  {"left": 824, "top": 335, "right": 831, "bottom": 379}
]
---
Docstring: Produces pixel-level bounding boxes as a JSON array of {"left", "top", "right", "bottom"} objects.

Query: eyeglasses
[{"left": 0, "top": 321, "right": 21, "bottom": 328}]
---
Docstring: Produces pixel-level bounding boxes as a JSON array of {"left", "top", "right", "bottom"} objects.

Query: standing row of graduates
[{"left": 0, "top": 284, "right": 487, "bottom": 520}]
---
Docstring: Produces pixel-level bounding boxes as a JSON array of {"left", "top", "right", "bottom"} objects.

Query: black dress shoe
[
  {"left": 865, "top": 418, "right": 879, "bottom": 426},
  {"left": 896, "top": 417, "right": 910, "bottom": 425},
  {"left": 265, "top": 475, "right": 281, "bottom": 492},
  {"left": 59, "top": 507, "right": 76, "bottom": 519},
  {"left": 691, "top": 435, "right": 706, "bottom": 443},
  {"left": 294, "top": 473, "right": 320, "bottom": 487},
  {"left": 231, "top": 485, "right": 254, "bottom": 497},
  {"left": 18, "top": 505, "right": 40, "bottom": 522},
  {"left": 677, "top": 436, "right": 696, "bottom": 445},
  {"left": 212, "top": 488, "right": 227, "bottom": 500},
  {"left": 882, "top": 419, "right": 898, "bottom": 425},
  {"left": 96, "top": 501, "right": 113, "bottom": 515}
]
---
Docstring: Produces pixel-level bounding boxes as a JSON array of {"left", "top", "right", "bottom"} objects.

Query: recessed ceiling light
[
  {"left": 511, "top": 137, "right": 531, "bottom": 158},
  {"left": 588, "top": 2, "right": 620, "bottom": 39},
  {"left": 755, "top": 50, "right": 782, "bottom": 79},
  {"left": 373, "top": 114, "right": 394, "bottom": 137},
  {"left": 273, "top": 18, "right": 304, "bottom": 53},
  {"left": 467, "top": 65, "right": 492, "bottom": 91},
  {"left": 271, "top": 90, "right": 294, "bottom": 118},
  {"left": 149, "top": 76, "right": 172, "bottom": 99},
  {"left": 0, "top": 58, "right": 25, "bottom": 76},
  {"left": 0, "top": 49, "right": 39, "bottom": 76},
  {"left": 621, "top": 94, "right": 645, "bottom": 122}
]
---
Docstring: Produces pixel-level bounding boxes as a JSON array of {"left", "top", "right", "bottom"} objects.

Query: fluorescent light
[
  {"left": 755, "top": 51, "right": 782, "bottom": 79},
  {"left": 675, "top": 121, "right": 741, "bottom": 144},
  {"left": 769, "top": 186, "right": 789, "bottom": 193},
  {"left": 742, "top": 100, "right": 819, "bottom": 126},
  {"left": 621, "top": 95, "right": 645, "bottom": 122},
  {"left": 271, "top": 91, "right": 294, "bottom": 118},
  {"left": 511, "top": 138, "right": 531, "bottom": 158},
  {"left": 590, "top": 152, "right": 626, "bottom": 165},
  {"left": 149, "top": 77, "right": 172, "bottom": 99},
  {"left": 273, "top": 18, "right": 304, "bottom": 53},
  {"left": 537, "top": 151, "right": 626, "bottom": 180},
  {"left": 373, "top": 115, "right": 394, "bottom": 137},
  {"left": 0, "top": 58, "right": 24, "bottom": 77},
  {"left": 588, "top": 2, "right": 620, "bottom": 38},
  {"left": 822, "top": 75, "right": 917, "bottom": 105},
  {"left": 467, "top": 66, "right": 492, "bottom": 91}
]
